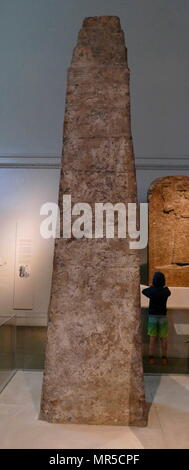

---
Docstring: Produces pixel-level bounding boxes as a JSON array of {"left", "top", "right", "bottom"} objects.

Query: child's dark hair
[{"left": 152, "top": 271, "right": 166, "bottom": 287}]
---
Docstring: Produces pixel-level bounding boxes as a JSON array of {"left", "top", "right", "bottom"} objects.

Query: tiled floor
[{"left": 0, "top": 371, "right": 188, "bottom": 449}]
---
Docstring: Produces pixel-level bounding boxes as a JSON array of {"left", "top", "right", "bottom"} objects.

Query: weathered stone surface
[
  {"left": 66, "top": 67, "right": 130, "bottom": 107},
  {"left": 40, "top": 16, "right": 146, "bottom": 426},
  {"left": 64, "top": 105, "right": 131, "bottom": 138},
  {"left": 63, "top": 137, "right": 133, "bottom": 172},
  {"left": 148, "top": 175, "right": 189, "bottom": 287}
]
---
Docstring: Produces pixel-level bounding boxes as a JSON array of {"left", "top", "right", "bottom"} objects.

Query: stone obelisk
[{"left": 40, "top": 16, "right": 146, "bottom": 426}]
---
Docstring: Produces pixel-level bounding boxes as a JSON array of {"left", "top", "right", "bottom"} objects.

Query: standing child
[{"left": 142, "top": 272, "right": 171, "bottom": 365}]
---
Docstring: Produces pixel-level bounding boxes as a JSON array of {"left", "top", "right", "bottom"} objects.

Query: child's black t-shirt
[{"left": 142, "top": 286, "right": 171, "bottom": 316}]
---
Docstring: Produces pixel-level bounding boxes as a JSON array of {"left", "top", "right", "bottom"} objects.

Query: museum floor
[
  {"left": 16, "top": 325, "right": 189, "bottom": 374},
  {"left": 0, "top": 371, "right": 188, "bottom": 449}
]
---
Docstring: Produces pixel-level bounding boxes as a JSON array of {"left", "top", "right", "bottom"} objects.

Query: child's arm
[
  {"left": 166, "top": 287, "right": 171, "bottom": 296},
  {"left": 142, "top": 286, "right": 152, "bottom": 298}
]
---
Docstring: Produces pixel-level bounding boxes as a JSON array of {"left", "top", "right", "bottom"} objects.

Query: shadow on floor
[{"left": 131, "top": 374, "right": 189, "bottom": 448}]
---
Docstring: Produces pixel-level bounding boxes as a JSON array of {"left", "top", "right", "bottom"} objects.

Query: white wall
[{"left": 0, "top": 168, "right": 60, "bottom": 324}]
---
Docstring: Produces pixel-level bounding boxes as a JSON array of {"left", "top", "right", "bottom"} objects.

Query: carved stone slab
[
  {"left": 148, "top": 175, "right": 189, "bottom": 287},
  {"left": 40, "top": 16, "right": 146, "bottom": 426}
]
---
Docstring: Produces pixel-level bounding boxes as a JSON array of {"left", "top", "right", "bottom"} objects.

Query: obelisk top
[
  {"left": 83, "top": 16, "right": 121, "bottom": 30},
  {"left": 72, "top": 16, "right": 126, "bottom": 66}
]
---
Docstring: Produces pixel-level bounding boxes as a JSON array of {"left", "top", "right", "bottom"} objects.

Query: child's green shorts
[{"left": 147, "top": 315, "right": 168, "bottom": 338}]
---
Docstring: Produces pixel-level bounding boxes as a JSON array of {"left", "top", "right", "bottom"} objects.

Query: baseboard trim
[{"left": 0, "top": 155, "right": 188, "bottom": 170}]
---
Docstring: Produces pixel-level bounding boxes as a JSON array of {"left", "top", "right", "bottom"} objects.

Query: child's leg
[
  {"left": 147, "top": 316, "right": 158, "bottom": 362},
  {"left": 159, "top": 316, "right": 168, "bottom": 364},
  {"left": 160, "top": 337, "right": 167, "bottom": 357},
  {"left": 149, "top": 336, "right": 157, "bottom": 357}
]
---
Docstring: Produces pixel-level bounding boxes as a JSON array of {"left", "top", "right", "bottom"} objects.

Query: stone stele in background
[
  {"left": 40, "top": 16, "right": 147, "bottom": 426},
  {"left": 148, "top": 175, "right": 189, "bottom": 287}
]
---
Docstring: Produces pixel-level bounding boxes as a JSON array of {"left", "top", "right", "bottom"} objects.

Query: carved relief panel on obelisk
[{"left": 40, "top": 16, "right": 146, "bottom": 426}]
